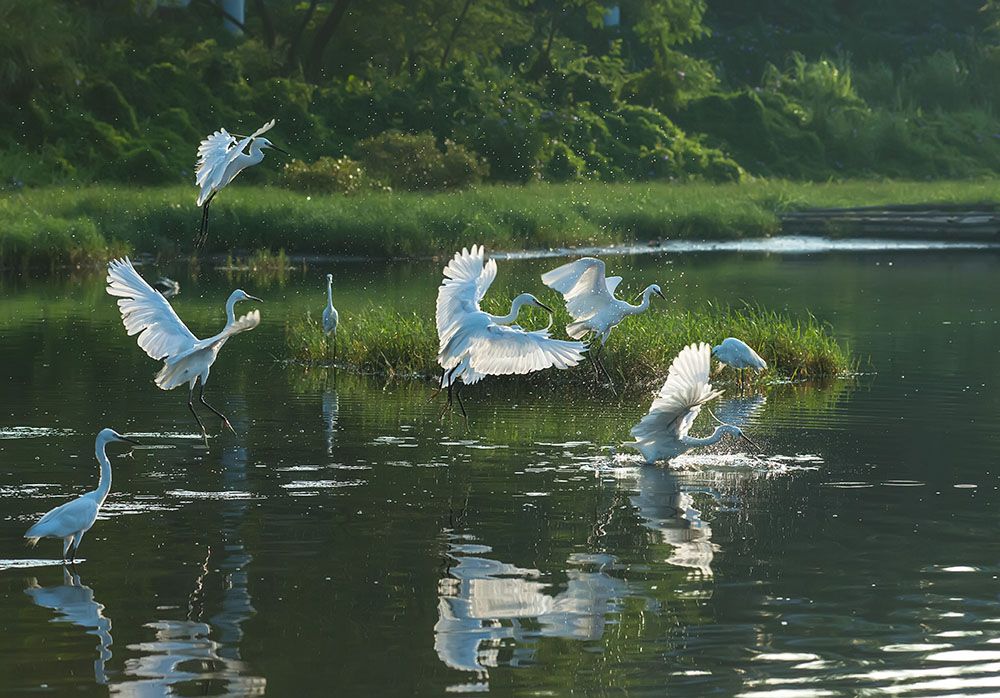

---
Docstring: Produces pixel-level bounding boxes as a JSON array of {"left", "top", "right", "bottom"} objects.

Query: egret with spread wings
[
  {"left": 436, "top": 245, "right": 588, "bottom": 417},
  {"left": 541, "top": 257, "right": 665, "bottom": 383},
  {"left": 624, "top": 343, "right": 758, "bottom": 465},
  {"left": 106, "top": 257, "right": 262, "bottom": 440},
  {"left": 194, "top": 118, "right": 288, "bottom": 248},
  {"left": 24, "top": 429, "right": 140, "bottom": 562}
]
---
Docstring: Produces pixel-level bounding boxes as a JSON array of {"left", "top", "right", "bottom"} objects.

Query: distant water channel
[{"left": 1, "top": 241, "right": 998, "bottom": 695}]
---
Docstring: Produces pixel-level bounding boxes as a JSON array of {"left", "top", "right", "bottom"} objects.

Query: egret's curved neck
[
  {"left": 490, "top": 295, "right": 533, "bottom": 325},
  {"left": 625, "top": 286, "right": 656, "bottom": 315},
  {"left": 94, "top": 440, "right": 112, "bottom": 505},
  {"left": 247, "top": 140, "right": 266, "bottom": 163},
  {"left": 225, "top": 294, "right": 239, "bottom": 327},
  {"left": 681, "top": 425, "right": 733, "bottom": 448},
  {"left": 326, "top": 278, "right": 333, "bottom": 306}
]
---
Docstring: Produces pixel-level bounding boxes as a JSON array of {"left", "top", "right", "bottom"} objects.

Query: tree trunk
[
  {"left": 253, "top": 0, "right": 276, "bottom": 48},
  {"left": 304, "top": 0, "right": 352, "bottom": 83},
  {"left": 439, "top": 0, "right": 475, "bottom": 69},
  {"left": 286, "top": 0, "right": 319, "bottom": 71}
]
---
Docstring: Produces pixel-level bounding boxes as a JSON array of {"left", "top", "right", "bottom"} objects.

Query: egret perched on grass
[
  {"left": 712, "top": 337, "right": 767, "bottom": 388},
  {"left": 107, "top": 257, "right": 262, "bottom": 440},
  {"left": 541, "top": 257, "right": 665, "bottom": 383},
  {"left": 624, "top": 342, "right": 759, "bottom": 465},
  {"left": 322, "top": 273, "right": 339, "bottom": 360},
  {"left": 194, "top": 118, "right": 288, "bottom": 248},
  {"left": 436, "top": 245, "right": 587, "bottom": 417},
  {"left": 24, "top": 429, "right": 140, "bottom": 562}
]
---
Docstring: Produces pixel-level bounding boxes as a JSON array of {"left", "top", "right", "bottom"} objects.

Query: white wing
[
  {"left": 25, "top": 497, "right": 98, "bottom": 541},
  {"left": 606, "top": 276, "right": 623, "bottom": 294},
  {"left": 465, "top": 325, "right": 586, "bottom": 378},
  {"left": 250, "top": 118, "right": 276, "bottom": 139},
  {"left": 436, "top": 245, "right": 497, "bottom": 363},
  {"left": 541, "top": 257, "right": 616, "bottom": 322},
  {"left": 106, "top": 257, "right": 198, "bottom": 361},
  {"left": 627, "top": 343, "right": 723, "bottom": 463}
]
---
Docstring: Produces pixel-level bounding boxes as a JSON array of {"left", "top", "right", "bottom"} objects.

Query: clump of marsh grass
[{"left": 285, "top": 303, "right": 850, "bottom": 389}]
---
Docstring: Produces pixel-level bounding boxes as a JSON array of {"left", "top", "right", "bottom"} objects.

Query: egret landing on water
[
  {"left": 624, "top": 342, "right": 760, "bottom": 465},
  {"left": 106, "top": 257, "right": 262, "bottom": 442},
  {"left": 435, "top": 245, "right": 587, "bottom": 418},
  {"left": 194, "top": 118, "right": 288, "bottom": 249},
  {"left": 712, "top": 337, "right": 767, "bottom": 389},
  {"left": 323, "top": 273, "right": 339, "bottom": 361},
  {"left": 24, "top": 429, "right": 140, "bottom": 563},
  {"left": 541, "top": 257, "right": 665, "bottom": 388}
]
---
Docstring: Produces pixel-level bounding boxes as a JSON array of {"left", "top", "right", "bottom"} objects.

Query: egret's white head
[
  {"left": 97, "top": 428, "right": 141, "bottom": 447},
  {"left": 721, "top": 424, "right": 760, "bottom": 452},
  {"left": 514, "top": 292, "right": 553, "bottom": 314},
  {"left": 650, "top": 284, "right": 666, "bottom": 301},
  {"left": 326, "top": 273, "right": 333, "bottom": 284},
  {"left": 255, "top": 137, "right": 289, "bottom": 155},
  {"left": 231, "top": 289, "right": 264, "bottom": 304}
]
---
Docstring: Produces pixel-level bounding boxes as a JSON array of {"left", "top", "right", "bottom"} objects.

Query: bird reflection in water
[
  {"left": 323, "top": 386, "right": 339, "bottom": 456},
  {"left": 434, "top": 533, "right": 627, "bottom": 688},
  {"left": 25, "top": 568, "right": 113, "bottom": 686}
]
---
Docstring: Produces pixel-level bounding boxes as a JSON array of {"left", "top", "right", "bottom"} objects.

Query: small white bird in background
[
  {"left": 152, "top": 276, "right": 180, "bottom": 299},
  {"left": 24, "top": 429, "right": 140, "bottom": 562},
  {"left": 712, "top": 337, "right": 767, "bottom": 388},
  {"left": 436, "top": 245, "right": 587, "bottom": 417},
  {"left": 107, "top": 257, "right": 262, "bottom": 440},
  {"left": 541, "top": 257, "right": 665, "bottom": 385},
  {"left": 194, "top": 118, "right": 288, "bottom": 248},
  {"left": 323, "top": 273, "right": 339, "bottom": 360},
  {"left": 624, "top": 342, "right": 759, "bottom": 465}
]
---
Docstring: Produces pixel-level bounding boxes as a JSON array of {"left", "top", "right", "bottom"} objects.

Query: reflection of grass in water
[
  {"left": 286, "top": 303, "right": 851, "bottom": 388},
  {"left": 220, "top": 249, "right": 292, "bottom": 285}
]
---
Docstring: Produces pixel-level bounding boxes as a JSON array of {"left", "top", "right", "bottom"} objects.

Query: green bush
[
  {"left": 280, "top": 156, "right": 370, "bottom": 194},
  {"left": 355, "top": 131, "right": 486, "bottom": 190},
  {"left": 542, "top": 140, "right": 586, "bottom": 182}
]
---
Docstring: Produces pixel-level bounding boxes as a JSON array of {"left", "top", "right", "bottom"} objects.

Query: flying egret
[
  {"left": 322, "top": 273, "right": 339, "bottom": 360},
  {"left": 194, "top": 118, "right": 288, "bottom": 248},
  {"left": 712, "top": 337, "right": 767, "bottom": 388},
  {"left": 106, "top": 257, "right": 262, "bottom": 439},
  {"left": 541, "top": 257, "right": 665, "bottom": 383},
  {"left": 24, "top": 429, "right": 140, "bottom": 562},
  {"left": 624, "top": 342, "right": 759, "bottom": 465},
  {"left": 153, "top": 276, "right": 180, "bottom": 299},
  {"left": 436, "top": 245, "right": 587, "bottom": 417}
]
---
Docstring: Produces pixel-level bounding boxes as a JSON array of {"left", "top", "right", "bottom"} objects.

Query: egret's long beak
[
  {"left": 270, "top": 145, "right": 290, "bottom": 156},
  {"left": 536, "top": 301, "right": 554, "bottom": 313},
  {"left": 247, "top": 294, "right": 264, "bottom": 303},
  {"left": 120, "top": 436, "right": 142, "bottom": 446},
  {"left": 655, "top": 289, "right": 666, "bottom": 301},
  {"left": 740, "top": 432, "right": 762, "bottom": 453}
]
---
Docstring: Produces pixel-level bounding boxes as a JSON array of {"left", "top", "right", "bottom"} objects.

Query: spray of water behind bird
[
  {"left": 23, "top": 429, "right": 140, "bottom": 563},
  {"left": 541, "top": 257, "right": 665, "bottom": 389},
  {"left": 106, "top": 257, "right": 262, "bottom": 443},
  {"left": 194, "top": 118, "right": 288, "bottom": 249},
  {"left": 435, "top": 245, "right": 588, "bottom": 419}
]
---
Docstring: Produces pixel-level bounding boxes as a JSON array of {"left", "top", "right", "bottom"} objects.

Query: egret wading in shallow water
[
  {"left": 323, "top": 273, "right": 339, "bottom": 360},
  {"left": 712, "top": 337, "right": 767, "bottom": 388},
  {"left": 436, "top": 245, "right": 588, "bottom": 418},
  {"left": 625, "top": 342, "right": 759, "bottom": 465},
  {"left": 106, "top": 257, "right": 262, "bottom": 441},
  {"left": 24, "top": 429, "right": 140, "bottom": 562},
  {"left": 541, "top": 257, "right": 665, "bottom": 385},
  {"left": 194, "top": 118, "right": 288, "bottom": 248}
]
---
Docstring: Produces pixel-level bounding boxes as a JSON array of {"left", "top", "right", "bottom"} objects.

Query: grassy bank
[
  {"left": 286, "top": 304, "right": 850, "bottom": 389},
  {"left": 4, "top": 179, "right": 1000, "bottom": 270}
]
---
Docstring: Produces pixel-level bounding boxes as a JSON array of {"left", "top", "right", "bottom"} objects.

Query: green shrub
[
  {"left": 542, "top": 140, "right": 586, "bottom": 182},
  {"left": 280, "top": 156, "right": 369, "bottom": 194},
  {"left": 356, "top": 130, "right": 486, "bottom": 190}
]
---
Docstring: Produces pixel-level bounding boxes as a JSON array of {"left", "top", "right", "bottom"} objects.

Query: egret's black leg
[
  {"left": 200, "top": 383, "right": 236, "bottom": 435},
  {"left": 188, "top": 387, "right": 208, "bottom": 440},
  {"left": 195, "top": 192, "right": 216, "bottom": 249},
  {"left": 428, "top": 368, "right": 448, "bottom": 402},
  {"left": 454, "top": 382, "right": 468, "bottom": 421}
]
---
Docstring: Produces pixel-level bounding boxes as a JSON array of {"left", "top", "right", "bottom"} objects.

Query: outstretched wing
[
  {"left": 436, "top": 245, "right": 497, "bottom": 353},
  {"left": 466, "top": 325, "right": 586, "bottom": 377},
  {"left": 106, "top": 257, "right": 198, "bottom": 361},
  {"left": 541, "top": 257, "right": 616, "bottom": 322},
  {"left": 627, "top": 343, "right": 723, "bottom": 463},
  {"left": 195, "top": 129, "right": 238, "bottom": 195},
  {"left": 250, "top": 118, "right": 276, "bottom": 139}
]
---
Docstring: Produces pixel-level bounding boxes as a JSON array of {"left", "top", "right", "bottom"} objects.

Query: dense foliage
[{"left": 3, "top": 0, "right": 1000, "bottom": 187}]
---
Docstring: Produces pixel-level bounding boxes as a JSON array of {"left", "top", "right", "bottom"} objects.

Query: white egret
[
  {"left": 322, "top": 273, "right": 339, "bottom": 360},
  {"left": 712, "top": 337, "right": 767, "bottom": 388},
  {"left": 624, "top": 342, "right": 759, "bottom": 465},
  {"left": 436, "top": 245, "right": 587, "bottom": 416},
  {"left": 153, "top": 276, "right": 180, "bottom": 299},
  {"left": 106, "top": 257, "right": 262, "bottom": 439},
  {"left": 24, "top": 429, "right": 140, "bottom": 562},
  {"left": 541, "top": 257, "right": 665, "bottom": 383},
  {"left": 194, "top": 118, "right": 288, "bottom": 248}
]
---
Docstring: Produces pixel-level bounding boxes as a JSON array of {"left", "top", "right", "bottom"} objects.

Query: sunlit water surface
[{"left": 1, "top": 245, "right": 998, "bottom": 696}]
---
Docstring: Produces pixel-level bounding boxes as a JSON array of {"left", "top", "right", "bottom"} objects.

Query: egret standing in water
[
  {"left": 436, "top": 245, "right": 587, "bottom": 417},
  {"left": 712, "top": 337, "right": 767, "bottom": 388},
  {"left": 106, "top": 257, "right": 262, "bottom": 440},
  {"left": 194, "top": 118, "right": 288, "bottom": 248},
  {"left": 625, "top": 342, "right": 759, "bottom": 465},
  {"left": 541, "top": 257, "right": 665, "bottom": 384},
  {"left": 24, "top": 429, "right": 140, "bottom": 562},
  {"left": 322, "top": 273, "right": 339, "bottom": 361}
]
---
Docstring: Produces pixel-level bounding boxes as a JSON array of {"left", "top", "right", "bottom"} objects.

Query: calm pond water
[{"left": 1, "top": 243, "right": 999, "bottom": 696}]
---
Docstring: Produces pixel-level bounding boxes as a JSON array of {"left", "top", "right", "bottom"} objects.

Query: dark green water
[{"left": 1, "top": 245, "right": 999, "bottom": 696}]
